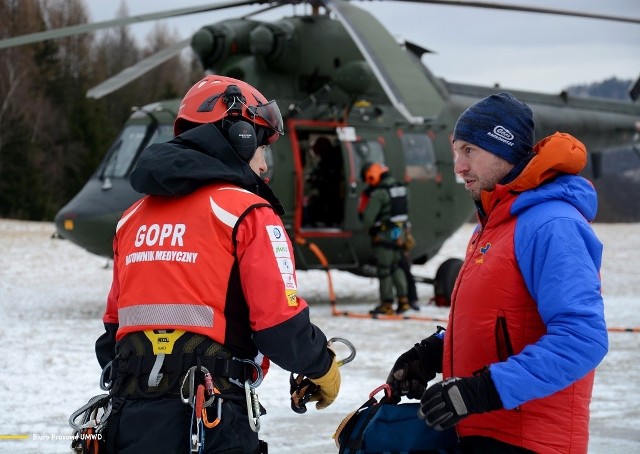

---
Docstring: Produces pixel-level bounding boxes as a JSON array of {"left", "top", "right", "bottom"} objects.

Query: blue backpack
[{"left": 334, "top": 385, "right": 460, "bottom": 454}]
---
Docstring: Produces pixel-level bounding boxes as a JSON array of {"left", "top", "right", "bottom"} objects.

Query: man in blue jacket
[{"left": 386, "top": 93, "right": 608, "bottom": 453}]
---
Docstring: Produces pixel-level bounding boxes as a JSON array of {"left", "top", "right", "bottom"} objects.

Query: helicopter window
[
  {"left": 149, "top": 124, "right": 175, "bottom": 145},
  {"left": 352, "top": 140, "right": 385, "bottom": 177},
  {"left": 401, "top": 133, "right": 436, "bottom": 181},
  {"left": 101, "top": 124, "right": 174, "bottom": 179},
  {"left": 101, "top": 125, "right": 148, "bottom": 178}
]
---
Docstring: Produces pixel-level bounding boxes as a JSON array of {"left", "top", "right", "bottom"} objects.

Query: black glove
[
  {"left": 386, "top": 326, "right": 445, "bottom": 400},
  {"left": 418, "top": 369, "right": 503, "bottom": 431}
]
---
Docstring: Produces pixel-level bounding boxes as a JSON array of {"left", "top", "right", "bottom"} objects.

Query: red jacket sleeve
[
  {"left": 235, "top": 206, "right": 309, "bottom": 330},
  {"left": 103, "top": 236, "right": 120, "bottom": 325},
  {"left": 235, "top": 206, "right": 331, "bottom": 377}
]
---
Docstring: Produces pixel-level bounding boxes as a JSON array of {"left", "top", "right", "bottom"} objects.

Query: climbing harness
[
  {"left": 70, "top": 331, "right": 267, "bottom": 454},
  {"left": 290, "top": 337, "right": 356, "bottom": 414}
]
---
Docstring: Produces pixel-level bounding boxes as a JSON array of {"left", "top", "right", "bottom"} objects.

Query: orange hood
[{"left": 507, "top": 132, "right": 587, "bottom": 193}]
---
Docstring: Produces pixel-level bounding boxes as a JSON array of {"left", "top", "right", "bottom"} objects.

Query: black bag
[{"left": 333, "top": 384, "right": 459, "bottom": 454}]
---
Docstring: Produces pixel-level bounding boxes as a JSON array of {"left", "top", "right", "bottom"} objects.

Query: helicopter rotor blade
[
  {"left": 323, "top": 0, "right": 446, "bottom": 125},
  {"left": 86, "top": 38, "right": 191, "bottom": 99},
  {"left": 399, "top": 0, "right": 640, "bottom": 25},
  {"left": 0, "top": 0, "right": 265, "bottom": 50}
]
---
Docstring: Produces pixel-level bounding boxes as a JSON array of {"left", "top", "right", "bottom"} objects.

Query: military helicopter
[{"left": 3, "top": 0, "right": 639, "bottom": 305}]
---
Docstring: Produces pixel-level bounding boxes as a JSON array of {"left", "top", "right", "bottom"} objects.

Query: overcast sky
[{"left": 80, "top": 0, "right": 640, "bottom": 95}]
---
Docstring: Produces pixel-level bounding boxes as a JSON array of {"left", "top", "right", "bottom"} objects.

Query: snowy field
[{"left": 0, "top": 219, "right": 638, "bottom": 453}]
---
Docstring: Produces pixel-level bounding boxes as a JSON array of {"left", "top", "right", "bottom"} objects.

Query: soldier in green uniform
[{"left": 359, "top": 162, "right": 410, "bottom": 315}]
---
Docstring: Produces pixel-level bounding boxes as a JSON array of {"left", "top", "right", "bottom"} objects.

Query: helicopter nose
[{"left": 53, "top": 177, "right": 143, "bottom": 257}]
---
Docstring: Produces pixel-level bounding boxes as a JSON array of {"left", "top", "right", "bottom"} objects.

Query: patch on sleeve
[
  {"left": 282, "top": 273, "right": 297, "bottom": 290},
  {"left": 266, "top": 225, "right": 287, "bottom": 242},
  {"left": 285, "top": 289, "right": 299, "bottom": 307},
  {"left": 271, "top": 241, "right": 290, "bottom": 257},
  {"left": 265, "top": 225, "right": 298, "bottom": 306},
  {"left": 276, "top": 257, "right": 294, "bottom": 274}
]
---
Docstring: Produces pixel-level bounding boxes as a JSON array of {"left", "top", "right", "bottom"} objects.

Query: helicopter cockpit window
[
  {"left": 101, "top": 124, "right": 173, "bottom": 178},
  {"left": 400, "top": 133, "right": 436, "bottom": 181},
  {"left": 352, "top": 140, "right": 385, "bottom": 178},
  {"left": 149, "top": 124, "right": 175, "bottom": 145},
  {"left": 101, "top": 125, "right": 147, "bottom": 178}
]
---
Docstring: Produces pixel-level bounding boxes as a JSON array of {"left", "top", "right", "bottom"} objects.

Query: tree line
[{"left": 0, "top": 0, "right": 201, "bottom": 220}]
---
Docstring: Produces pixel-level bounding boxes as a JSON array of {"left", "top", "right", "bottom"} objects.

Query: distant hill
[
  {"left": 564, "top": 77, "right": 640, "bottom": 223},
  {"left": 565, "top": 76, "right": 634, "bottom": 101}
]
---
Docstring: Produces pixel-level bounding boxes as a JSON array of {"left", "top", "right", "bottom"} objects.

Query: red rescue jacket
[{"left": 104, "top": 183, "right": 312, "bottom": 373}]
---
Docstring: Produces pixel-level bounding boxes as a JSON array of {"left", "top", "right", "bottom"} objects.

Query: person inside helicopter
[{"left": 303, "top": 136, "right": 345, "bottom": 228}]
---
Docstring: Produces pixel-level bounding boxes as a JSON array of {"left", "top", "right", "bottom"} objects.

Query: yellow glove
[{"left": 308, "top": 354, "right": 341, "bottom": 409}]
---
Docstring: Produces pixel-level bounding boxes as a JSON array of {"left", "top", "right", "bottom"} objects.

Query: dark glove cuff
[
  {"left": 415, "top": 327, "right": 445, "bottom": 374},
  {"left": 465, "top": 369, "right": 503, "bottom": 413}
]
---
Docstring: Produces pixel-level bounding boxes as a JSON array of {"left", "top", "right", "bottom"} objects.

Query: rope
[{"left": 294, "top": 238, "right": 639, "bottom": 331}]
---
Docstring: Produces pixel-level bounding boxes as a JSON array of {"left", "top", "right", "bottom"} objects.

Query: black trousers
[
  {"left": 106, "top": 395, "right": 261, "bottom": 453},
  {"left": 461, "top": 436, "right": 536, "bottom": 454},
  {"left": 399, "top": 254, "right": 418, "bottom": 303}
]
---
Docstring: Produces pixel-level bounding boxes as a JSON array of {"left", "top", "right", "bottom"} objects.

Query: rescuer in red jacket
[{"left": 94, "top": 75, "right": 340, "bottom": 453}]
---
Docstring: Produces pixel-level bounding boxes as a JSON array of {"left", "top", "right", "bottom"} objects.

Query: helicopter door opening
[{"left": 298, "top": 130, "right": 346, "bottom": 230}]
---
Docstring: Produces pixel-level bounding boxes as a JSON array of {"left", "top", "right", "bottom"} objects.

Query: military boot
[
  {"left": 396, "top": 297, "right": 411, "bottom": 314},
  {"left": 369, "top": 302, "right": 394, "bottom": 315}
]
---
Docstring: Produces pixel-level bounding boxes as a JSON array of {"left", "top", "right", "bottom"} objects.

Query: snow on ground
[{"left": 0, "top": 219, "right": 638, "bottom": 453}]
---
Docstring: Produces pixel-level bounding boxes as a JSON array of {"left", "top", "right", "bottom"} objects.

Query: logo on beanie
[{"left": 487, "top": 126, "right": 514, "bottom": 147}]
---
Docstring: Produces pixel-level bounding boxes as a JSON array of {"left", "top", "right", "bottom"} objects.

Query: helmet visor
[{"left": 250, "top": 100, "right": 284, "bottom": 142}]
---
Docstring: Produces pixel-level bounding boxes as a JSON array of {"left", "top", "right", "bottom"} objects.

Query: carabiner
[
  {"left": 244, "top": 379, "right": 261, "bottom": 433},
  {"left": 180, "top": 365, "right": 216, "bottom": 408},
  {"left": 229, "top": 357, "right": 264, "bottom": 389},
  {"left": 289, "top": 337, "right": 356, "bottom": 414},
  {"left": 69, "top": 394, "right": 112, "bottom": 431},
  {"left": 328, "top": 337, "right": 357, "bottom": 367},
  {"left": 99, "top": 360, "right": 113, "bottom": 391},
  {"left": 202, "top": 395, "right": 223, "bottom": 428}
]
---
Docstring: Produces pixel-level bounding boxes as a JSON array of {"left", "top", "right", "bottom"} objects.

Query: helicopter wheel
[{"left": 432, "top": 258, "right": 463, "bottom": 307}]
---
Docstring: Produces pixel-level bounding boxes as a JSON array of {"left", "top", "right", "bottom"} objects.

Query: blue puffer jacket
[{"left": 443, "top": 133, "right": 608, "bottom": 454}]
